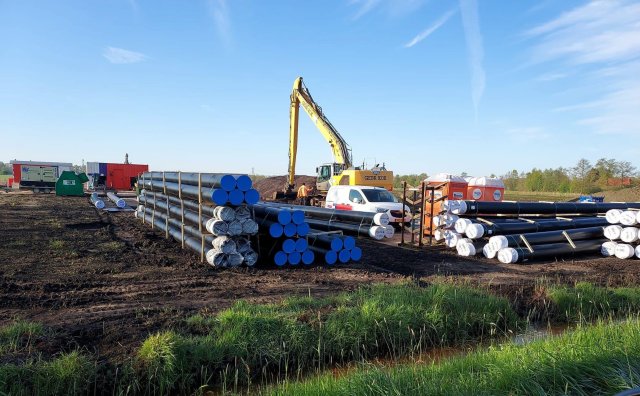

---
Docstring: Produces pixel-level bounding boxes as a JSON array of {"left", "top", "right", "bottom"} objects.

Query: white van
[{"left": 325, "top": 185, "right": 411, "bottom": 224}]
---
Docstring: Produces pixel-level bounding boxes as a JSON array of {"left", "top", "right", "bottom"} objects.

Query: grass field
[
  {"left": 503, "top": 190, "right": 580, "bottom": 202},
  {"left": 0, "top": 175, "right": 11, "bottom": 186}
]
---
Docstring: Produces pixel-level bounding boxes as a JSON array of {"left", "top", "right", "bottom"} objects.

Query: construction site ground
[{"left": 1, "top": 192, "right": 639, "bottom": 362}]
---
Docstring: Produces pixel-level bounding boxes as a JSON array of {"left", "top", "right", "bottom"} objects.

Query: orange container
[
  {"left": 423, "top": 174, "right": 468, "bottom": 237},
  {"left": 466, "top": 177, "right": 504, "bottom": 202}
]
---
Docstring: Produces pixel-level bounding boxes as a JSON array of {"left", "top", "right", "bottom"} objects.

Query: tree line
[{"left": 502, "top": 158, "right": 636, "bottom": 194}]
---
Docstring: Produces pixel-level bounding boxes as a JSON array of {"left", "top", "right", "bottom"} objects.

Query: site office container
[
  {"left": 466, "top": 177, "right": 505, "bottom": 202},
  {"left": 105, "top": 163, "right": 149, "bottom": 190},
  {"left": 423, "top": 173, "right": 469, "bottom": 237},
  {"left": 10, "top": 161, "right": 73, "bottom": 190}
]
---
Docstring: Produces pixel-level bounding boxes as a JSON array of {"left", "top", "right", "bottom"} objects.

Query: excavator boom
[{"left": 288, "top": 77, "right": 352, "bottom": 189}]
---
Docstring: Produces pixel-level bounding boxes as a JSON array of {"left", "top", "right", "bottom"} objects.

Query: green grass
[
  {"left": 266, "top": 318, "right": 640, "bottom": 396},
  {"left": 135, "top": 283, "right": 519, "bottom": 394},
  {"left": 547, "top": 282, "right": 640, "bottom": 323},
  {"left": 0, "top": 351, "right": 95, "bottom": 396},
  {"left": 49, "top": 239, "right": 65, "bottom": 250},
  {"left": 0, "top": 320, "right": 43, "bottom": 353},
  {"left": 0, "top": 174, "right": 11, "bottom": 185},
  {"left": 503, "top": 190, "right": 580, "bottom": 202}
]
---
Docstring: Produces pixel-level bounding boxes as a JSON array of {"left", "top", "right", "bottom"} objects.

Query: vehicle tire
[
  {"left": 44, "top": 188, "right": 51, "bottom": 194},
  {"left": 33, "top": 188, "right": 40, "bottom": 193}
]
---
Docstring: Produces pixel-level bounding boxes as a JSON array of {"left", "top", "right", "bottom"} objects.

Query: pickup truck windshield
[{"left": 362, "top": 189, "right": 397, "bottom": 203}]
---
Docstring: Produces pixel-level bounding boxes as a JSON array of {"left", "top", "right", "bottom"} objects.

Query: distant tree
[
  {"left": 572, "top": 159, "right": 593, "bottom": 193},
  {"left": 0, "top": 161, "right": 12, "bottom": 175},
  {"left": 460, "top": 171, "right": 468, "bottom": 178},
  {"left": 617, "top": 161, "right": 636, "bottom": 182}
]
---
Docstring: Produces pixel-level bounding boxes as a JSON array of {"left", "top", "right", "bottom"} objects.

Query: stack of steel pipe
[
  {"left": 601, "top": 209, "right": 640, "bottom": 259},
  {"left": 306, "top": 232, "right": 362, "bottom": 265},
  {"left": 90, "top": 192, "right": 105, "bottom": 209},
  {"left": 252, "top": 204, "right": 316, "bottom": 266},
  {"left": 135, "top": 172, "right": 260, "bottom": 268},
  {"left": 254, "top": 201, "right": 394, "bottom": 240},
  {"left": 438, "top": 199, "right": 640, "bottom": 263}
]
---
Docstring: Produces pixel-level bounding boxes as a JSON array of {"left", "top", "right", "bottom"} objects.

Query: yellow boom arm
[{"left": 288, "top": 77, "right": 352, "bottom": 189}]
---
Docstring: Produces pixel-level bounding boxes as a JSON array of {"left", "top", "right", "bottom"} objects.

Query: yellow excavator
[{"left": 280, "top": 77, "right": 393, "bottom": 202}]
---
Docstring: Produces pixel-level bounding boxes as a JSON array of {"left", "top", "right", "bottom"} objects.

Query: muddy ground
[{"left": 1, "top": 193, "right": 638, "bottom": 361}]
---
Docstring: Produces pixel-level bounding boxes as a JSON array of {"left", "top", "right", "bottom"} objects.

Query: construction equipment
[{"left": 279, "top": 77, "right": 393, "bottom": 202}]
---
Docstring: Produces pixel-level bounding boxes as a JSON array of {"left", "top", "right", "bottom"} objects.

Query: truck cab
[{"left": 325, "top": 185, "right": 411, "bottom": 224}]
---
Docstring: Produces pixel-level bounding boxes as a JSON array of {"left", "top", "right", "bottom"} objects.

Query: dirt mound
[
  {"left": 253, "top": 175, "right": 316, "bottom": 200},
  {"left": 602, "top": 187, "right": 640, "bottom": 202}
]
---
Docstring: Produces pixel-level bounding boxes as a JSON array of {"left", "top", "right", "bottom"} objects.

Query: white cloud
[
  {"left": 459, "top": 0, "right": 485, "bottom": 118},
  {"left": 208, "top": 0, "right": 231, "bottom": 43},
  {"left": 102, "top": 47, "right": 147, "bottom": 64},
  {"left": 349, "top": 0, "right": 426, "bottom": 19},
  {"left": 404, "top": 9, "right": 457, "bottom": 48},
  {"left": 536, "top": 72, "right": 567, "bottom": 82},
  {"left": 527, "top": 1, "right": 640, "bottom": 136}
]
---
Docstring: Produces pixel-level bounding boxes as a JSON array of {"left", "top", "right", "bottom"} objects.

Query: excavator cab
[{"left": 316, "top": 164, "right": 333, "bottom": 192}]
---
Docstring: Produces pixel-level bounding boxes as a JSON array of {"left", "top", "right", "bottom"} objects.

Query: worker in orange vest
[{"left": 297, "top": 182, "right": 311, "bottom": 206}]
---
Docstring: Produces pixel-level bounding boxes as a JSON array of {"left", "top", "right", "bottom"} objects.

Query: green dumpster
[{"left": 56, "top": 171, "right": 89, "bottom": 196}]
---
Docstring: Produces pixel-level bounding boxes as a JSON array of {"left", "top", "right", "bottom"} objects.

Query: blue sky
[{"left": 1, "top": 0, "right": 639, "bottom": 177}]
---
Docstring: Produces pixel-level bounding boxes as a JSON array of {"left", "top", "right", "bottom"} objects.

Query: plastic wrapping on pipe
[
  {"left": 139, "top": 194, "right": 210, "bottom": 229},
  {"left": 601, "top": 241, "right": 618, "bottom": 257},
  {"left": 497, "top": 238, "right": 608, "bottom": 264},
  {"left": 142, "top": 207, "right": 215, "bottom": 246},
  {"left": 135, "top": 210, "right": 210, "bottom": 257},
  {"left": 465, "top": 217, "right": 609, "bottom": 239},
  {"left": 304, "top": 218, "right": 385, "bottom": 240},
  {"left": 620, "top": 227, "right": 640, "bottom": 243},
  {"left": 254, "top": 202, "right": 390, "bottom": 226},
  {"left": 488, "top": 226, "right": 605, "bottom": 251},
  {"left": 614, "top": 243, "right": 635, "bottom": 259},
  {"left": 143, "top": 172, "right": 253, "bottom": 192},
  {"left": 107, "top": 192, "right": 126, "bottom": 208},
  {"left": 90, "top": 192, "right": 105, "bottom": 209},
  {"left": 449, "top": 200, "right": 640, "bottom": 216},
  {"left": 619, "top": 210, "right": 639, "bottom": 226}
]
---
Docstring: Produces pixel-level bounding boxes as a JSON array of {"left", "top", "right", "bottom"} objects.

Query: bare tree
[
  {"left": 572, "top": 159, "right": 592, "bottom": 193},
  {"left": 617, "top": 161, "right": 636, "bottom": 184}
]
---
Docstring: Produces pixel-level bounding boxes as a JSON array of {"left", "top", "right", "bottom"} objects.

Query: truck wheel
[
  {"left": 33, "top": 188, "right": 40, "bottom": 193},
  {"left": 44, "top": 189, "right": 51, "bottom": 194}
]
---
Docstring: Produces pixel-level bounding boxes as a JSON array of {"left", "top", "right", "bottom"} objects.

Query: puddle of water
[{"left": 512, "top": 323, "right": 569, "bottom": 346}]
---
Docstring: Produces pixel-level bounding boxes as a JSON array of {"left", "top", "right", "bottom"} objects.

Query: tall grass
[
  {"left": 547, "top": 282, "right": 640, "bottom": 322},
  {"left": 0, "top": 320, "right": 43, "bottom": 353},
  {"left": 0, "top": 351, "right": 95, "bottom": 396},
  {"left": 268, "top": 318, "right": 640, "bottom": 395},
  {"left": 135, "top": 283, "right": 519, "bottom": 394}
]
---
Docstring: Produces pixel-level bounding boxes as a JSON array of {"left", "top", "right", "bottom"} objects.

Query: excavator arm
[{"left": 287, "top": 77, "right": 352, "bottom": 190}]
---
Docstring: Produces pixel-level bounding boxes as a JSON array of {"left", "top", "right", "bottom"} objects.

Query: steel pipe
[
  {"left": 90, "top": 192, "right": 105, "bottom": 209},
  {"left": 255, "top": 202, "right": 390, "bottom": 226},
  {"left": 107, "top": 192, "right": 126, "bottom": 208},
  {"left": 450, "top": 200, "right": 640, "bottom": 216},
  {"left": 497, "top": 238, "right": 608, "bottom": 264},
  {"left": 488, "top": 226, "right": 605, "bottom": 251},
  {"left": 304, "top": 218, "right": 385, "bottom": 240},
  {"left": 465, "top": 217, "right": 609, "bottom": 239}
]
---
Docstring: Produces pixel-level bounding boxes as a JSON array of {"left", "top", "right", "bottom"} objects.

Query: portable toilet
[
  {"left": 56, "top": 171, "right": 89, "bottom": 196},
  {"left": 423, "top": 173, "right": 469, "bottom": 237},
  {"left": 467, "top": 177, "right": 505, "bottom": 202}
]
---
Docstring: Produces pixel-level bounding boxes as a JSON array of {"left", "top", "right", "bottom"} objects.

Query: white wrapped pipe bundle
[
  {"left": 604, "top": 225, "right": 623, "bottom": 240},
  {"left": 636, "top": 245, "right": 640, "bottom": 259},
  {"left": 206, "top": 250, "right": 227, "bottom": 267},
  {"left": 382, "top": 225, "right": 395, "bottom": 239},
  {"left": 620, "top": 227, "right": 640, "bottom": 243},
  {"left": 614, "top": 243, "right": 635, "bottom": 259},
  {"left": 454, "top": 218, "right": 474, "bottom": 234},
  {"left": 212, "top": 236, "right": 237, "bottom": 254},
  {"left": 241, "top": 219, "right": 259, "bottom": 235},
  {"left": 227, "top": 220, "right": 243, "bottom": 236},
  {"left": 242, "top": 249, "right": 259, "bottom": 266},
  {"left": 601, "top": 241, "right": 618, "bottom": 257},
  {"left": 235, "top": 205, "right": 252, "bottom": 220},
  {"left": 619, "top": 210, "right": 638, "bottom": 226},
  {"left": 227, "top": 253, "right": 244, "bottom": 267},
  {"left": 605, "top": 209, "right": 623, "bottom": 224},
  {"left": 483, "top": 243, "right": 498, "bottom": 259},
  {"left": 432, "top": 215, "right": 444, "bottom": 228},
  {"left": 107, "top": 192, "right": 127, "bottom": 208},
  {"left": 213, "top": 206, "right": 236, "bottom": 222},
  {"left": 206, "top": 219, "right": 229, "bottom": 236},
  {"left": 457, "top": 241, "right": 485, "bottom": 256},
  {"left": 90, "top": 193, "right": 105, "bottom": 209},
  {"left": 434, "top": 229, "right": 445, "bottom": 241},
  {"left": 444, "top": 231, "right": 462, "bottom": 248}
]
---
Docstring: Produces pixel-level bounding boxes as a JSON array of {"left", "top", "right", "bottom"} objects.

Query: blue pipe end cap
[
  {"left": 283, "top": 223, "right": 297, "bottom": 237},
  {"left": 296, "top": 222, "right": 310, "bottom": 237},
  {"left": 211, "top": 189, "right": 229, "bottom": 206},
  {"left": 244, "top": 189, "right": 260, "bottom": 205},
  {"left": 220, "top": 175, "right": 237, "bottom": 192},
  {"left": 282, "top": 238, "right": 296, "bottom": 254},
  {"left": 325, "top": 250, "right": 337, "bottom": 265},
  {"left": 269, "top": 223, "right": 284, "bottom": 238},
  {"left": 330, "top": 237, "right": 344, "bottom": 252},
  {"left": 342, "top": 236, "right": 356, "bottom": 250},
  {"left": 302, "top": 250, "right": 315, "bottom": 265},
  {"left": 274, "top": 251, "right": 287, "bottom": 266},
  {"left": 295, "top": 238, "right": 308, "bottom": 252},
  {"left": 338, "top": 249, "right": 351, "bottom": 263},
  {"left": 228, "top": 189, "right": 244, "bottom": 206},
  {"left": 288, "top": 251, "right": 301, "bottom": 265},
  {"left": 291, "top": 210, "right": 306, "bottom": 225},
  {"left": 236, "top": 175, "right": 252, "bottom": 192},
  {"left": 277, "top": 210, "right": 292, "bottom": 225},
  {"left": 350, "top": 246, "right": 362, "bottom": 261}
]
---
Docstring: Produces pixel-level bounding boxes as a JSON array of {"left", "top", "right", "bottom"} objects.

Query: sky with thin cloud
[{"left": 0, "top": 0, "right": 638, "bottom": 177}]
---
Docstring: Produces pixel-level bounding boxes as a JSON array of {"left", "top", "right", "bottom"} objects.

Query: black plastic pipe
[
  {"left": 465, "top": 217, "right": 609, "bottom": 239},
  {"left": 451, "top": 200, "right": 640, "bottom": 216},
  {"left": 497, "top": 238, "right": 608, "bottom": 264},
  {"left": 488, "top": 226, "right": 605, "bottom": 251},
  {"left": 255, "top": 202, "right": 389, "bottom": 226}
]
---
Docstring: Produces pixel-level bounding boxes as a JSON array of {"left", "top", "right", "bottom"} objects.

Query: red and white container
[{"left": 467, "top": 177, "right": 505, "bottom": 202}]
